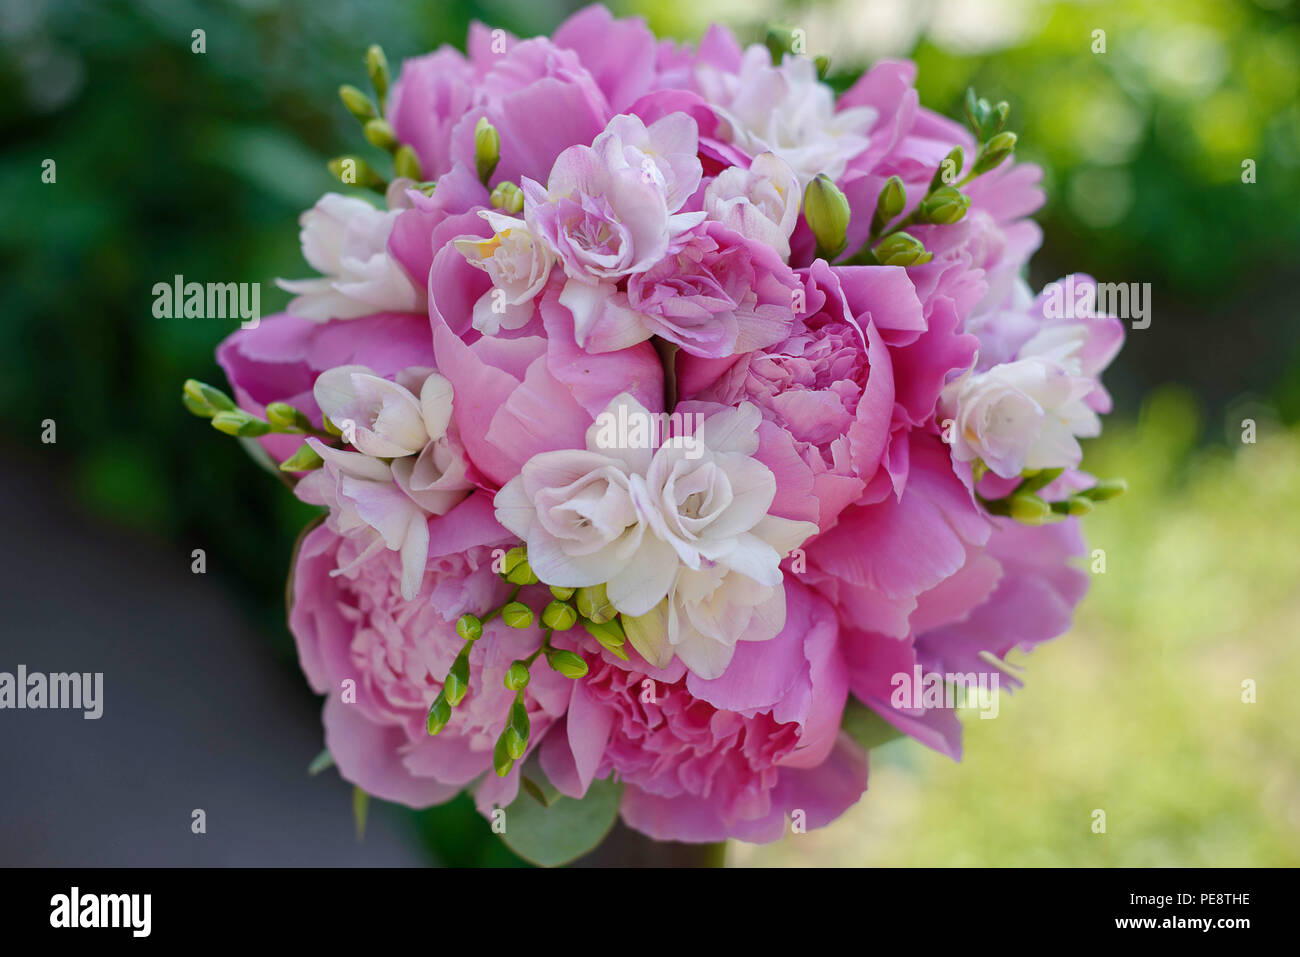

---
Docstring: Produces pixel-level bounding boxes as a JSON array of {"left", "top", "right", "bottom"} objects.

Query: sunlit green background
[{"left": 3, "top": 0, "right": 1297, "bottom": 865}]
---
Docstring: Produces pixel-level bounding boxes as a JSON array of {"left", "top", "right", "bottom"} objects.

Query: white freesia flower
[
  {"left": 697, "top": 47, "right": 876, "bottom": 185},
  {"left": 301, "top": 367, "right": 471, "bottom": 599},
  {"left": 494, "top": 396, "right": 679, "bottom": 612},
  {"left": 313, "top": 365, "right": 432, "bottom": 458},
  {"left": 495, "top": 394, "right": 817, "bottom": 679},
  {"left": 592, "top": 112, "right": 704, "bottom": 214},
  {"left": 453, "top": 210, "right": 555, "bottom": 335},
  {"left": 277, "top": 193, "right": 422, "bottom": 321},
  {"left": 943, "top": 326, "right": 1102, "bottom": 479},
  {"left": 296, "top": 441, "right": 430, "bottom": 601},
  {"left": 704, "top": 151, "right": 801, "bottom": 260}
]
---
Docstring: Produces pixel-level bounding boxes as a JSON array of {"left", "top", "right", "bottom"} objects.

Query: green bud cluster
[
  {"left": 183, "top": 380, "right": 330, "bottom": 470},
  {"left": 977, "top": 466, "right": 1127, "bottom": 526}
]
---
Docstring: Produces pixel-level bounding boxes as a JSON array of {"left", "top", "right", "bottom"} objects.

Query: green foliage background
[{"left": 2, "top": 0, "right": 1296, "bottom": 865}]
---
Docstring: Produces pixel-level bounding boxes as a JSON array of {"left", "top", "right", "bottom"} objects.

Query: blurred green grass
[{"left": 737, "top": 389, "right": 1300, "bottom": 866}]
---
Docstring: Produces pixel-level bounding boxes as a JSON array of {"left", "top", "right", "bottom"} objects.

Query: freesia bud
[
  {"left": 426, "top": 692, "right": 451, "bottom": 735},
  {"left": 545, "top": 648, "right": 588, "bottom": 679},
  {"left": 363, "top": 118, "right": 398, "bottom": 152},
  {"left": 872, "top": 231, "right": 932, "bottom": 266},
  {"left": 338, "top": 84, "right": 376, "bottom": 121},
  {"left": 804, "top": 174, "right": 850, "bottom": 258},
  {"left": 365, "top": 45, "right": 389, "bottom": 102},
  {"left": 919, "top": 185, "right": 971, "bottom": 225},
  {"left": 474, "top": 117, "right": 500, "bottom": 185},
  {"left": 502, "top": 603, "right": 533, "bottom": 629},
  {"left": 542, "top": 601, "right": 578, "bottom": 631},
  {"left": 973, "top": 132, "right": 1016, "bottom": 175},
  {"left": 504, "top": 661, "right": 531, "bottom": 691},
  {"left": 929, "top": 146, "right": 964, "bottom": 191},
  {"left": 211, "top": 410, "right": 271, "bottom": 437},
  {"left": 489, "top": 180, "right": 524, "bottom": 213},
  {"left": 393, "top": 145, "right": 422, "bottom": 182},
  {"left": 456, "top": 614, "right": 483, "bottom": 642}
]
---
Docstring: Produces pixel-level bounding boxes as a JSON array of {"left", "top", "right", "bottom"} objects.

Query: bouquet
[{"left": 183, "top": 5, "right": 1125, "bottom": 864}]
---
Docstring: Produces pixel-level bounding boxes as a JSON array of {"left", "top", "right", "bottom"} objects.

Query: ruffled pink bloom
[
  {"left": 289, "top": 498, "right": 574, "bottom": 812},
  {"left": 541, "top": 579, "right": 864, "bottom": 843},
  {"left": 841, "top": 516, "right": 1089, "bottom": 758},
  {"left": 390, "top": 32, "right": 611, "bottom": 189},
  {"left": 428, "top": 210, "right": 664, "bottom": 488},
  {"left": 619, "top": 221, "right": 800, "bottom": 358},
  {"left": 680, "top": 260, "right": 976, "bottom": 533},
  {"left": 216, "top": 311, "right": 434, "bottom": 464}
]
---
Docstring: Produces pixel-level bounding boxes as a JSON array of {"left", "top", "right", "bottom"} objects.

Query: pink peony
[
  {"left": 289, "top": 497, "right": 574, "bottom": 812},
  {"left": 543, "top": 579, "right": 864, "bottom": 842}
]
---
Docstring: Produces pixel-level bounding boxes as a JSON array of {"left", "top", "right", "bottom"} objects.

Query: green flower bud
[
  {"left": 964, "top": 89, "right": 1008, "bottom": 142},
  {"left": 575, "top": 583, "right": 616, "bottom": 624},
  {"left": 972, "top": 132, "right": 1016, "bottom": 175},
  {"left": 211, "top": 410, "right": 271, "bottom": 437},
  {"left": 876, "top": 175, "right": 906, "bottom": 223},
  {"left": 545, "top": 648, "right": 589, "bottom": 679},
  {"left": 502, "top": 725, "right": 528, "bottom": 761},
  {"left": 456, "top": 614, "right": 483, "bottom": 642},
  {"left": 1008, "top": 492, "right": 1052, "bottom": 525},
  {"left": 363, "top": 118, "right": 398, "bottom": 152},
  {"left": 265, "top": 401, "right": 312, "bottom": 431},
  {"left": 505, "top": 558, "right": 539, "bottom": 585},
  {"left": 548, "top": 585, "right": 575, "bottom": 601},
  {"left": 502, "top": 546, "right": 527, "bottom": 575},
  {"left": 365, "top": 45, "right": 390, "bottom": 102},
  {"left": 490, "top": 180, "right": 524, "bottom": 213},
  {"left": 542, "top": 600, "right": 578, "bottom": 631},
  {"left": 474, "top": 117, "right": 500, "bottom": 185},
  {"left": 393, "top": 144, "right": 422, "bottom": 181},
  {"left": 444, "top": 647, "right": 472, "bottom": 706},
  {"left": 339, "top": 84, "right": 376, "bottom": 121},
  {"left": 504, "top": 660, "right": 531, "bottom": 691},
  {"left": 184, "top": 379, "right": 236, "bottom": 414},
  {"left": 872, "top": 231, "right": 932, "bottom": 267},
  {"left": 582, "top": 618, "right": 628, "bottom": 660},
  {"left": 327, "top": 155, "right": 385, "bottom": 189},
  {"left": 1065, "top": 495, "right": 1094, "bottom": 516},
  {"left": 804, "top": 174, "right": 850, "bottom": 259},
  {"left": 1082, "top": 478, "right": 1128, "bottom": 501},
  {"left": 492, "top": 733, "right": 515, "bottom": 776},
  {"left": 182, "top": 392, "right": 210, "bottom": 418},
  {"left": 919, "top": 185, "right": 971, "bottom": 225},
  {"left": 426, "top": 692, "right": 451, "bottom": 735},
  {"left": 501, "top": 602, "right": 534, "bottom": 629},
  {"left": 814, "top": 54, "right": 831, "bottom": 80},
  {"left": 279, "top": 442, "right": 324, "bottom": 473},
  {"left": 929, "top": 146, "right": 964, "bottom": 192},
  {"left": 509, "top": 696, "right": 531, "bottom": 742}
]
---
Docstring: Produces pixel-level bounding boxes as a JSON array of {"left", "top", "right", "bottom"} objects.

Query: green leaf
[
  {"left": 307, "top": 748, "right": 334, "bottom": 776},
  {"left": 842, "top": 698, "right": 905, "bottom": 751},
  {"left": 499, "top": 777, "right": 622, "bottom": 867},
  {"left": 519, "top": 755, "right": 562, "bottom": 808}
]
